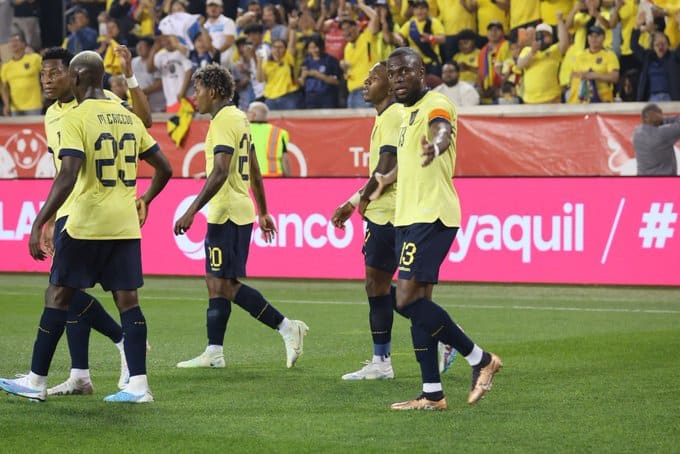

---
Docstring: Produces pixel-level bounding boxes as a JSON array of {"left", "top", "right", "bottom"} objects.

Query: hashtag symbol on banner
[{"left": 639, "top": 202, "right": 677, "bottom": 249}]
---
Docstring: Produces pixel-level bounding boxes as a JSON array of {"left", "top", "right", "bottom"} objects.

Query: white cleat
[
  {"left": 282, "top": 320, "right": 309, "bottom": 368},
  {"left": 176, "top": 351, "right": 226, "bottom": 368},
  {"left": 0, "top": 374, "right": 47, "bottom": 402},
  {"left": 47, "top": 377, "right": 94, "bottom": 396},
  {"left": 342, "top": 360, "right": 394, "bottom": 380}
]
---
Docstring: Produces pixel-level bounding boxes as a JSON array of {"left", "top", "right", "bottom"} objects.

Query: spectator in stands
[
  {"left": 65, "top": 7, "right": 99, "bottom": 54},
  {"left": 453, "top": 28, "right": 480, "bottom": 85},
  {"left": 132, "top": 36, "right": 166, "bottom": 113},
  {"left": 375, "top": 0, "right": 399, "bottom": 61},
  {"left": 633, "top": 103, "right": 680, "bottom": 175},
  {"left": 132, "top": 0, "right": 158, "bottom": 37},
  {"left": 516, "top": 18, "right": 569, "bottom": 104},
  {"left": 236, "top": 0, "right": 263, "bottom": 30},
  {"left": 204, "top": 0, "right": 237, "bottom": 67},
  {"left": 320, "top": 1, "right": 347, "bottom": 63},
  {"left": 262, "top": 3, "right": 288, "bottom": 42},
  {"left": 497, "top": 80, "right": 521, "bottom": 104},
  {"left": 565, "top": 0, "right": 621, "bottom": 51},
  {"left": 247, "top": 101, "right": 291, "bottom": 177},
  {"left": 433, "top": 0, "right": 476, "bottom": 62},
  {"left": 509, "top": 0, "right": 541, "bottom": 43},
  {"left": 433, "top": 61, "right": 480, "bottom": 106},
  {"left": 256, "top": 20, "right": 301, "bottom": 110},
  {"left": 615, "top": 0, "right": 640, "bottom": 76},
  {"left": 567, "top": 25, "right": 620, "bottom": 103},
  {"left": 540, "top": 0, "right": 574, "bottom": 28},
  {"left": 299, "top": 34, "right": 341, "bottom": 108},
  {"left": 11, "top": 0, "right": 41, "bottom": 51},
  {"left": 631, "top": 16, "right": 680, "bottom": 102},
  {"left": 396, "top": 0, "right": 446, "bottom": 76},
  {"left": 98, "top": 18, "right": 127, "bottom": 77},
  {"left": 245, "top": 23, "right": 268, "bottom": 102},
  {"left": 478, "top": 20, "right": 510, "bottom": 103},
  {"left": 108, "top": 0, "right": 138, "bottom": 47},
  {"left": 471, "top": 0, "right": 509, "bottom": 40},
  {"left": 0, "top": 31, "right": 41, "bottom": 116},
  {"left": 340, "top": 0, "right": 380, "bottom": 108},
  {"left": 232, "top": 37, "right": 256, "bottom": 110},
  {"left": 189, "top": 33, "right": 221, "bottom": 74},
  {"left": 148, "top": 33, "right": 194, "bottom": 112}
]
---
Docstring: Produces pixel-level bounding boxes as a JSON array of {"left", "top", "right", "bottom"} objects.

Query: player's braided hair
[
  {"left": 192, "top": 63, "right": 235, "bottom": 102},
  {"left": 42, "top": 47, "right": 74, "bottom": 68}
]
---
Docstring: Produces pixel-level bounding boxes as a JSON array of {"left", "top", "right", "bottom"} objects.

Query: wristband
[
  {"left": 348, "top": 191, "right": 361, "bottom": 207},
  {"left": 433, "top": 142, "right": 441, "bottom": 157},
  {"left": 126, "top": 75, "right": 139, "bottom": 89}
]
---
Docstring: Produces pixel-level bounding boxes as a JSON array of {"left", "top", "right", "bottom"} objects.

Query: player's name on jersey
[{"left": 96, "top": 113, "right": 134, "bottom": 126}]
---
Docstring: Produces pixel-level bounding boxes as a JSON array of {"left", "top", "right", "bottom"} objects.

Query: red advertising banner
[
  {"left": 1, "top": 177, "right": 678, "bottom": 285},
  {"left": 0, "top": 113, "right": 669, "bottom": 178}
]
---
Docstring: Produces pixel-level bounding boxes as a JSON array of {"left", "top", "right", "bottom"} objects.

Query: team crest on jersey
[
  {"left": 24, "top": 63, "right": 29, "bottom": 70},
  {"left": 408, "top": 110, "right": 419, "bottom": 125},
  {"left": 596, "top": 57, "right": 602, "bottom": 64}
]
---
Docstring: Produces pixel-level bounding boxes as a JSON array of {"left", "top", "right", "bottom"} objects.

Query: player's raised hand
[
  {"left": 114, "top": 45, "right": 133, "bottom": 77},
  {"left": 420, "top": 134, "right": 437, "bottom": 166},
  {"left": 332, "top": 202, "right": 355, "bottom": 229},
  {"left": 29, "top": 224, "right": 47, "bottom": 261},
  {"left": 174, "top": 211, "right": 195, "bottom": 235},
  {"left": 41, "top": 218, "right": 56, "bottom": 257},
  {"left": 136, "top": 198, "right": 148, "bottom": 227},
  {"left": 258, "top": 213, "right": 277, "bottom": 243}
]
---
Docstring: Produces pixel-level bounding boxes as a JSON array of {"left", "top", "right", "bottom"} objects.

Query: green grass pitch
[{"left": 0, "top": 274, "right": 679, "bottom": 452}]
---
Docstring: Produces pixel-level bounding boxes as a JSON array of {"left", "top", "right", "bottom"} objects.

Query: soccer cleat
[
  {"left": 342, "top": 360, "right": 394, "bottom": 380},
  {"left": 438, "top": 342, "right": 458, "bottom": 374},
  {"left": 0, "top": 374, "right": 47, "bottom": 402},
  {"left": 47, "top": 377, "right": 94, "bottom": 396},
  {"left": 282, "top": 320, "right": 309, "bottom": 368},
  {"left": 390, "top": 394, "right": 448, "bottom": 411},
  {"left": 103, "top": 389, "right": 154, "bottom": 403},
  {"left": 468, "top": 353, "right": 503, "bottom": 405},
  {"left": 176, "top": 350, "right": 226, "bottom": 368}
]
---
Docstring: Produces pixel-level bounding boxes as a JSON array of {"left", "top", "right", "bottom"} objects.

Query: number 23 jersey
[
  {"left": 205, "top": 105, "right": 256, "bottom": 226},
  {"left": 59, "top": 98, "right": 159, "bottom": 240}
]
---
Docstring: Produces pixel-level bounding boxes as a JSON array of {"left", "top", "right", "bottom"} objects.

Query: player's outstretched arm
[
  {"left": 116, "top": 44, "right": 153, "bottom": 128},
  {"left": 248, "top": 144, "right": 277, "bottom": 243},
  {"left": 174, "top": 151, "right": 231, "bottom": 235},
  {"left": 421, "top": 120, "right": 452, "bottom": 167},
  {"left": 138, "top": 149, "right": 172, "bottom": 226},
  {"left": 29, "top": 156, "right": 82, "bottom": 260}
]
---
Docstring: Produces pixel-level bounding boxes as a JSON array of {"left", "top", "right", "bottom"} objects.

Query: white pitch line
[{"left": 601, "top": 197, "right": 626, "bottom": 264}]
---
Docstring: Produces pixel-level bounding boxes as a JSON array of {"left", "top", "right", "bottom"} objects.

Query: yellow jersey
[
  {"left": 205, "top": 105, "right": 256, "bottom": 225},
  {"left": 654, "top": 0, "right": 680, "bottom": 48},
  {"left": 0, "top": 53, "right": 42, "bottom": 111},
  {"left": 519, "top": 43, "right": 563, "bottom": 103},
  {"left": 572, "top": 10, "right": 613, "bottom": 50},
  {"left": 344, "top": 28, "right": 379, "bottom": 92},
  {"left": 395, "top": 91, "right": 460, "bottom": 227},
  {"left": 567, "top": 48, "right": 620, "bottom": 103},
  {"left": 399, "top": 17, "right": 446, "bottom": 65},
  {"left": 618, "top": 0, "right": 638, "bottom": 56},
  {"left": 476, "top": 0, "right": 509, "bottom": 34},
  {"left": 540, "top": 0, "right": 575, "bottom": 26},
  {"left": 364, "top": 102, "right": 402, "bottom": 225},
  {"left": 454, "top": 49, "right": 480, "bottom": 84},
  {"left": 432, "top": 0, "right": 476, "bottom": 35},
  {"left": 510, "top": 0, "right": 540, "bottom": 29},
  {"left": 59, "top": 98, "right": 158, "bottom": 240},
  {"left": 263, "top": 51, "right": 298, "bottom": 99}
]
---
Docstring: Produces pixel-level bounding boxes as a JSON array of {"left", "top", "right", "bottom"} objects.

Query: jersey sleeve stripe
[
  {"left": 379, "top": 145, "right": 397, "bottom": 155},
  {"left": 428, "top": 108, "right": 451, "bottom": 123},
  {"left": 139, "top": 143, "right": 160, "bottom": 159},
  {"left": 58, "top": 148, "right": 85, "bottom": 160},
  {"left": 214, "top": 145, "right": 235, "bottom": 155}
]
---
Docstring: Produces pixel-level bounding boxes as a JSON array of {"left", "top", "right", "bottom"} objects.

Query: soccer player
[
  {"left": 0, "top": 51, "right": 172, "bottom": 403},
  {"left": 384, "top": 47, "right": 502, "bottom": 410},
  {"left": 331, "top": 62, "right": 401, "bottom": 380},
  {"left": 174, "top": 64, "right": 308, "bottom": 370},
  {"left": 39, "top": 46, "right": 154, "bottom": 397}
]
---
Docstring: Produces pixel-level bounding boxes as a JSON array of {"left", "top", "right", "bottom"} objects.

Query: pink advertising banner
[{"left": 0, "top": 178, "right": 678, "bottom": 285}]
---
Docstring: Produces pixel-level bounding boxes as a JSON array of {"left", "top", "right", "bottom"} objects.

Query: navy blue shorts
[
  {"left": 362, "top": 220, "right": 398, "bottom": 274},
  {"left": 50, "top": 224, "right": 143, "bottom": 292},
  {"left": 205, "top": 220, "right": 252, "bottom": 278},
  {"left": 395, "top": 221, "right": 458, "bottom": 284}
]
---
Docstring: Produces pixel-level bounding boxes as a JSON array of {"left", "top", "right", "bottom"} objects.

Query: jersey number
[
  {"left": 237, "top": 133, "right": 250, "bottom": 181},
  {"left": 95, "top": 132, "right": 137, "bottom": 187},
  {"left": 399, "top": 242, "right": 417, "bottom": 267}
]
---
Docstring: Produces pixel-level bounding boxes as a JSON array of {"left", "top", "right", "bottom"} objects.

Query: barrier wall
[
  {"left": 1, "top": 178, "right": 678, "bottom": 285},
  {"left": 3, "top": 112, "right": 676, "bottom": 178}
]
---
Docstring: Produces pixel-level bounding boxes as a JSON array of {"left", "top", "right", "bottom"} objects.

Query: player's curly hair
[
  {"left": 192, "top": 63, "right": 235, "bottom": 102},
  {"left": 42, "top": 47, "right": 74, "bottom": 68}
]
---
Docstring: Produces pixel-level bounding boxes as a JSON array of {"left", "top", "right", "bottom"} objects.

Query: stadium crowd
[{"left": 1, "top": 0, "right": 680, "bottom": 114}]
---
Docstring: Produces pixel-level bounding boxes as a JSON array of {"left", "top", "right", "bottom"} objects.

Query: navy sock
[
  {"left": 400, "top": 298, "right": 475, "bottom": 356},
  {"left": 75, "top": 290, "right": 123, "bottom": 344},
  {"left": 120, "top": 306, "right": 147, "bottom": 376},
  {"left": 410, "top": 324, "right": 440, "bottom": 385},
  {"left": 233, "top": 285, "right": 284, "bottom": 329},
  {"left": 207, "top": 297, "right": 231, "bottom": 345},
  {"left": 30, "top": 308, "right": 68, "bottom": 376},
  {"left": 65, "top": 291, "right": 93, "bottom": 369},
  {"left": 369, "top": 294, "right": 393, "bottom": 354}
]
